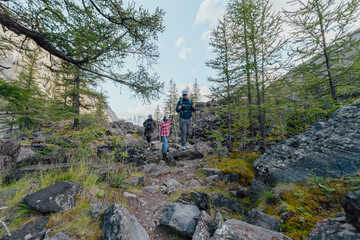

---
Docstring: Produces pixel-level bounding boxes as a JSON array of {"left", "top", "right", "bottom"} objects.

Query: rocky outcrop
[
  {"left": 212, "top": 219, "right": 292, "bottom": 240},
  {"left": 161, "top": 203, "right": 200, "bottom": 237},
  {"left": 91, "top": 202, "right": 110, "bottom": 220},
  {"left": 245, "top": 209, "right": 281, "bottom": 232},
  {"left": 1, "top": 216, "right": 49, "bottom": 240},
  {"left": 44, "top": 232, "right": 74, "bottom": 240},
  {"left": 24, "top": 181, "right": 82, "bottom": 213},
  {"left": 191, "top": 192, "right": 211, "bottom": 211},
  {"left": 250, "top": 104, "right": 360, "bottom": 200},
  {"left": 171, "top": 142, "right": 213, "bottom": 160},
  {"left": 102, "top": 204, "right": 149, "bottom": 240},
  {"left": 190, "top": 102, "right": 220, "bottom": 141}
]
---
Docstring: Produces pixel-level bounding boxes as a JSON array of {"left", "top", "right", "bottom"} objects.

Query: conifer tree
[{"left": 191, "top": 79, "right": 202, "bottom": 103}]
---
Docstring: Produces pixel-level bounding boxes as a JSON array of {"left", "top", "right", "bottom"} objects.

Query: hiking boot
[{"left": 181, "top": 146, "right": 186, "bottom": 150}]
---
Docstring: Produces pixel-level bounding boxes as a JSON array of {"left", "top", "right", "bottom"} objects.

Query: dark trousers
[{"left": 179, "top": 118, "right": 191, "bottom": 146}]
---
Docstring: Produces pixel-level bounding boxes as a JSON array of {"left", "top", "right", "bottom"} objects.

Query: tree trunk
[
  {"left": 243, "top": 16, "right": 254, "bottom": 150},
  {"left": 73, "top": 71, "right": 80, "bottom": 128},
  {"left": 315, "top": 0, "right": 337, "bottom": 101}
]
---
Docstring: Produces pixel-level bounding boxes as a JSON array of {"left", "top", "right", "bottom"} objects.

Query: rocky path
[{"left": 124, "top": 157, "right": 202, "bottom": 240}]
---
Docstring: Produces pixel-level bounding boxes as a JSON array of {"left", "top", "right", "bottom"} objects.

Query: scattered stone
[
  {"left": 193, "top": 210, "right": 213, "bottom": 240},
  {"left": 212, "top": 219, "right": 292, "bottom": 240},
  {"left": 150, "top": 178, "right": 160, "bottom": 185},
  {"left": 211, "top": 193, "right": 241, "bottom": 212},
  {"left": 102, "top": 204, "right": 149, "bottom": 240},
  {"left": 1, "top": 216, "right": 49, "bottom": 240},
  {"left": 91, "top": 202, "right": 111, "bottom": 220},
  {"left": 143, "top": 185, "right": 159, "bottom": 194},
  {"left": 250, "top": 105, "right": 360, "bottom": 201},
  {"left": 24, "top": 181, "right": 82, "bottom": 213},
  {"left": 233, "top": 186, "right": 248, "bottom": 199},
  {"left": 202, "top": 168, "right": 223, "bottom": 177},
  {"left": 163, "top": 178, "right": 187, "bottom": 194},
  {"left": 124, "top": 176, "right": 145, "bottom": 186},
  {"left": 191, "top": 192, "right": 211, "bottom": 211},
  {"left": 342, "top": 189, "right": 360, "bottom": 231},
  {"left": 16, "top": 146, "right": 36, "bottom": 162},
  {"left": 205, "top": 175, "right": 219, "bottom": 185},
  {"left": 245, "top": 209, "right": 281, "bottom": 232},
  {"left": 161, "top": 203, "right": 200, "bottom": 237},
  {"left": 177, "top": 193, "right": 192, "bottom": 204}
]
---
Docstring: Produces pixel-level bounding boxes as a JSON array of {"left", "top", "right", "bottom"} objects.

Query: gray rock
[
  {"left": 205, "top": 175, "right": 219, "bottom": 185},
  {"left": 193, "top": 211, "right": 213, "bottom": 240},
  {"left": 143, "top": 185, "right": 159, "bottom": 194},
  {"left": 202, "top": 168, "right": 223, "bottom": 177},
  {"left": 1, "top": 216, "right": 49, "bottom": 240},
  {"left": 342, "top": 189, "right": 360, "bottom": 231},
  {"left": 102, "top": 204, "right": 149, "bottom": 240},
  {"left": 194, "top": 142, "right": 213, "bottom": 158},
  {"left": 16, "top": 146, "right": 36, "bottom": 162},
  {"left": 245, "top": 209, "right": 281, "bottom": 232},
  {"left": 211, "top": 193, "right": 241, "bottom": 212},
  {"left": 188, "top": 179, "right": 201, "bottom": 188},
  {"left": 161, "top": 203, "right": 200, "bottom": 237},
  {"left": 212, "top": 219, "right": 292, "bottom": 240},
  {"left": 0, "top": 139, "right": 20, "bottom": 172},
  {"left": 123, "top": 192, "right": 137, "bottom": 199},
  {"left": 24, "top": 181, "right": 82, "bottom": 213},
  {"left": 250, "top": 105, "right": 360, "bottom": 201},
  {"left": 191, "top": 192, "right": 211, "bottom": 211},
  {"left": 124, "top": 176, "right": 145, "bottom": 186},
  {"left": 46, "top": 233, "right": 74, "bottom": 240},
  {"left": 163, "top": 178, "right": 187, "bottom": 194},
  {"left": 306, "top": 216, "right": 360, "bottom": 240},
  {"left": 222, "top": 173, "right": 240, "bottom": 183},
  {"left": 231, "top": 186, "right": 248, "bottom": 199},
  {"left": 91, "top": 202, "right": 110, "bottom": 219},
  {"left": 143, "top": 163, "right": 157, "bottom": 173}
]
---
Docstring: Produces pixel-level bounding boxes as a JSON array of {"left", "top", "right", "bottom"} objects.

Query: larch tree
[
  {"left": 191, "top": 78, "right": 202, "bottom": 103},
  {"left": 284, "top": 0, "right": 360, "bottom": 102},
  {"left": 206, "top": 14, "right": 237, "bottom": 152},
  {"left": 0, "top": 0, "right": 165, "bottom": 127}
]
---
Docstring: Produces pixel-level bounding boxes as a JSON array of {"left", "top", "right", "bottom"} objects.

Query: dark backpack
[{"left": 146, "top": 120, "right": 153, "bottom": 131}]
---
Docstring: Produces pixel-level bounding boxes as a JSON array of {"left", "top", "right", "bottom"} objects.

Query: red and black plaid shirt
[{"left": 159, "top": 120, "right": 174, "bottom": 138}]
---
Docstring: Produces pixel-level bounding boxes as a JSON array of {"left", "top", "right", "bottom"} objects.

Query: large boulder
[
  {"left": 102, "top": 204, "right": 149, "bottom": 240},
  {"left": 342, "top": 189, "right": 360, "bottom": 231},
  {"left": 1, "top": 216, "right": 49, "bottom": 240},
  {"left": 212, "top": 219, "right": 292, "bottom": 240},
  {"left": 211, "top": 193, "right": 241, "bottom": 212},
  {"left": 250, "top": 105, "right": 360, "bottom": 200},
  {"left": 24, "top": 181, "right": 82, "bottom": 213},
  {"left": 306, "top": 215, "right": 360, "bottom": 240},
  {"left": 0, "top": 139, "right": 20, "bottom": 172},
  {"left": 245, "top": 209, "right": 281, "bottom": 232},
  {"left": 161, "top": 203, "right": 200, "bottom": 237},
  {"left": 44, "top": 233, "right": 74, "bottom": 240}
]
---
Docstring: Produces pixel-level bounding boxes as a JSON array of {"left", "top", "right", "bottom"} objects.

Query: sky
[{"left": 101, "top": 0, "right": 359, "bottom": 120}]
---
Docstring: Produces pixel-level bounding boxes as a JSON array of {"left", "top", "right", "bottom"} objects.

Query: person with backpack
[
  {"left": 176, "top": 89, "right": 195, "bottom": 150},
  {"left": 159, "top": 115, "right": 174, "bottom": 162},
  {"left": 143, "top": 114, "right": 157, "bottom": 150}
]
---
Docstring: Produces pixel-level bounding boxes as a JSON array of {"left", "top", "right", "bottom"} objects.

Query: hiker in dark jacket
[
  {"left": 176, "top": 89, "right": 195, "bottom": 150},
  {"left": 143, "top": 114, "right": 157, "bottom": 150}
]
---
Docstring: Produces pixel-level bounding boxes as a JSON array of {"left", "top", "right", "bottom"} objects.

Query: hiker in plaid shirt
[{"left": 159, "top": 115, "right": 174, "bottom": 155}]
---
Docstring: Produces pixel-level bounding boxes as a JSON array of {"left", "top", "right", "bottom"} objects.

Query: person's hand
[
  {"left": 192, "top": 104, "right": 195, "bottom": 108},
  {"left": 178, "top": 105, "right": 182, "bottom": 110}
]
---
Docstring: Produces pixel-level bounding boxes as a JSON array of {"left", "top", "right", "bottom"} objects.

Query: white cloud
[
  {"left": 175, "top": 37, "right": 185, "bottom": 47},
  {"left": 194, "top": 0, "right": 227, "bottom": 26},
  {"left": 179, "top": 47, "right": 193, "bottom": 59}
]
